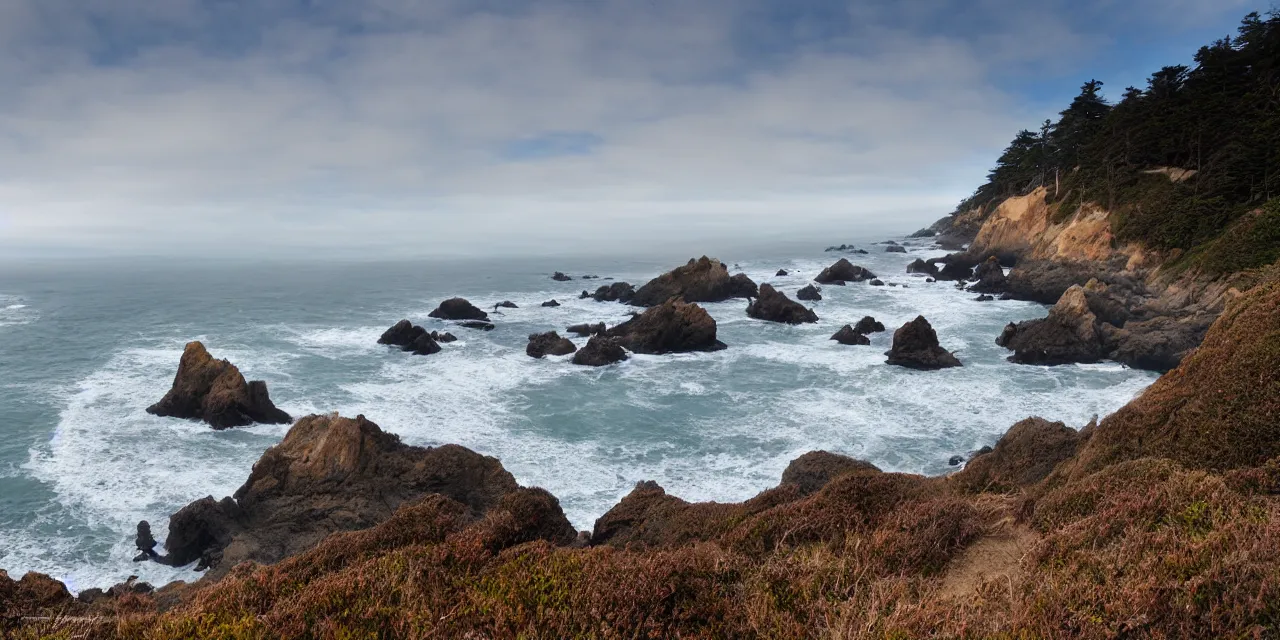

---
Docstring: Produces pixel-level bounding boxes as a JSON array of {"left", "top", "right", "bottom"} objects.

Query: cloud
[{"left": 0, "top": 0, "right": 1263, "bottom": 257}]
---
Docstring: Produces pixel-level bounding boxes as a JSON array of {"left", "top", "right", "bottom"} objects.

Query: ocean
[{"left": 0, "top": 240, "right": 1157, "bottom": 593}]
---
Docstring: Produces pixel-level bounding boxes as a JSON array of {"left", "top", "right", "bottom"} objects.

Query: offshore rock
[
  {"left": 428, "top": 298, "right": 490, "bottom": 321},
  {"left": 815, "top": 258, "right": 875, "bottom": 285},
  {"left": 996, "top": 285, "right": 1104, "bottom": 365},
  {"left": 146, "top": 341, "right": 291, "bottom": 430},
  {"left": 885, "top": 316, "right": 962, "bottom": 370},
  {"left": 571, "top": 336, "right": 629, "bottom": 366},
  {"left": 606, "top": 298, "right": 726, "bottom": 354},
  {"left": 796, "top": 284, "right": 822, "bottom": 301},
  {"left": 629, "top": 257, "right": 758, "bottom": 307},
  {"left": 526, "top": 332, "right": 578, "bottom": 358},
  {"left": 830, "top": 325, "right": 870, "bottom": 345},
  {"left": 747, "top": 284, "right": 818, "bottom": 324}
]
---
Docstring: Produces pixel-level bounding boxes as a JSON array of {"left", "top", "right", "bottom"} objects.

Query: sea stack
[{"left": 146, "top": 341, "right": 291, "bottom": 429}]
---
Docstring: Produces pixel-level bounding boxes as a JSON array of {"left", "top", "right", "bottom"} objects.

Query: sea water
[{"left": 0, "top": 240, "right": 1158, "bottom": 592}]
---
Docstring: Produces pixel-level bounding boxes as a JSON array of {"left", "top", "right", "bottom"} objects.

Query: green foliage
[
  {"left": 1187, "top": 198, "right": 1280, "bottom": 274},
  {"left": 958, "top": 10, "right": 1280, "bottom": 267}
]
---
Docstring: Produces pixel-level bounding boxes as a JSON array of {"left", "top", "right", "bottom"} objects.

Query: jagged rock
[
  {"left": 606, "top": 298, "right": 725, "bottom": 354},
  {"left": 571, "top": 336, "right": 629, "bottom": 366},
  {"left": 907, "top": 258, "right": 939, "bottom": 277},
  {"left": 154, "top": 414, "right": 519, "bottom": 577},
  {"left": 566, "top": 322, "right": 607, "bottom": 337},
  {"left": 885, "top": 245, "right": 907, "bottom": 253},
  {"left": 408, "top": 332, "right": 442, "bottom": 355},
  {"left": 853, "top": 316, "right": 885, "bottom": 333},
  {"left": 776, "top": 269, "right": 789, "bottom": 276},
  {"left": 869, "top": 279, "right": 885, "bottom": 286},
  {"left": 458, "top": 320, "right": 495, "bottom": 331},
  {"left": 526, "top": 332, "right": 577, "bottom": 358},
  {"left": 134, "top": 521, "right": 158, "bottom": 562},
  {"left": 495, "top": 301, "right": 518, "bottom": 310},
  {"left": 830, "top": 325, "right": 870, "bottom": 345},
  {"left": 591, "top": 282, "right": 636, "bottom": 303},
  {"left": 747, "top": 284, "right": 818, "bottom": 324},
  {"left": 428, "top": 298, "right": 490, "bottom": 321},
  {"left": 629, "top": 257, "right": 758, "bottom": 307},
  {"left": 779, "top": 451, "right": 879, "bottom": 495},
  {"left": 885, "top": 316, "right": 962, "bottom": 370},
  {"left": 541, "top": 300, "right": 561, "bottom": 308},
  {"left": 146, "top": 342, "right": 291, "bottom": 430},
  {"left": 950, "top": 418, "right": 1080, "bottom": 491},
  {"left": 996, "top": 285, "right": 1104, "bottom": 365},
  {"left": 431, "top": 331, "right": 457, "bottom": 343},
  {"left": 796, "top": 284, "right": 821, "bottom": 301},
  {"left": 552, "top": 272, "right": 572, "bottom": 281},
  {"left": 815, "top": 258, "right": 875, "bottom": 285},
  {"left": 969, "top": 256, "right": 1008, "bottom": 293}
]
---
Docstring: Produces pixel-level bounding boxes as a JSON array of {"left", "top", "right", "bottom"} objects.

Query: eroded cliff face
[{"left": 967, "top": 188, "right": 1148, "bottom": 268}]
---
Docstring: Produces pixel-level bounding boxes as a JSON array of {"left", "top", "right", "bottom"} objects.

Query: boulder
[
  {"left": 853, "top": 316, "right": 885, "bottom": 334},
  {"left": 526, "top": 332, "right": 578, "bottom": 358},
  {"left": 495, "top": 301, "right": 518, "bottom": 309},
  {"left": 552, "top": 272, "right": 572, "bottom": 281},
  {"left": 629, "top": 257, "right": 758, "bottom": 307},
  {"left": 154, "top": 414, "right": 519, "bottom": 577},
  {"left": 796, "top": 284, "right": 822, "bottom": 301},
  {"left": 885, "top": 316, "right": 962, "bottom": 369},
  {"left": 830, "top": 325, "right": 870, "bottom": 345},
  {"left": 541, "top": 299, "right": 561, "bottom": 308},
  {"left": 815, "top": 258, "right": 875, "bottom": 285},
  {"left": 885, "top": 245, "right": 907, "bottom": 253},
  {"left": 428, "top": 298, "right": 490, "bottom": 321},
  {"left": 566, "top": 322, "right": 607, "bottom": 337},
  {"left": 776, "top": 269, "right": 789, "bottom": 276},
  {"left": 591, "top": 282, "right": 636, "bottom": 303},
  {"left": 950, "top": 418, "right": 1080, "bottom": 492},
  {"left": 146, "top": 342, "right": 291, "bottom": 430},
  {"left": 968, "top": 256, "right": 1008, "bottom": 293},
  {"left": 779, "top": 451, "right": 880, "bottom": 496},
  {"left": 571, "top": 336, "right": 629, "bottom": 366},
  {"left": 606, "top": 298, "right": 725, "bottom": 354},
  {"left": 869, "top": 279, "right": 885, "bottom": 286},
  {"left": 458, "top": 320, "right": 495, "bottom": 331},
  {"left": 746, "top": 284, "right": 818, "bottom": 324},
  {"left": 906, "top": 258, "right": 939, "bottom": 277},
  {"left": 996, "top": 285, "right": 1104, "bottom": 365}
]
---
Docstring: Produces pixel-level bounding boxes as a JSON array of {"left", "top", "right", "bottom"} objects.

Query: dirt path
[{"left": 939, "top": 503, "right": 1038, "bottom": 599}]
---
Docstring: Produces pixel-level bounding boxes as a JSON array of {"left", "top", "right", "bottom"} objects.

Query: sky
[{"left": 0, "top": 0, "right": 1267, "bottom": 259}]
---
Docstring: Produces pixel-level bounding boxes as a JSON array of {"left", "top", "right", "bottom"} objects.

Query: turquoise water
[{"left": 0, "top": 241, "right": 1158, "bottom": 592}]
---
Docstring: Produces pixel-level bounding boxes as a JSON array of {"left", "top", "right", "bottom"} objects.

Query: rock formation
[
  {"left": 552, "top": 272, "right": 572, "bottom": 281},
  {"left": 458, "top": 320, "right": 495, "bottom": 331},
  {"left": 906, "top": 258, "right": 939, "bottom": 277},
  {"left": 590, "top": 282, "right": 636, "bottom": 303},
  {"left": 526, "top": 332, "right": 578, "bottom": 358},
  {"left": 629, "top": 257, "right": 758, "bottom": 307},
  {"left": 796, "top": 284, "right": 821, "bottom": 301},
  {"left": 885, "top": 245, "right": 907, "bottom": 253},
  {"left": 776, "top": 269, "right": 789, "bottom": 276},
  {"left": 968, "top": 256, "right": 1008, "bottom": 293},
  {"left": 996, "top": 285, "right": 1105, "bottom": 365},
  {"left": 853, "top": 316, "right": 885, "bottom": 334},
  {"left": 779, "top": 451, "right": 880, "bottom": 496},
  {"left": 428, "top": 298, "right": 490, "bottom": 321},
  {"left": 432, "top": 331, "right": 457, "bottom": 343},
  {"left": 150, "top": 414, "right": 519, "bottom": 577},
  {"left": 606, "top": 298, "right": 725, "bottom": 353},
  {"left": 541, "top": 300, "right": 560, "bottom": 307},
  {"left": 869, "top": 279, "right": 885, "bottom": 286},
  {"left": 814, "top": 258, "right": 875, "bottom": 284},
  {"left": 830, "top": 325, "right": 870, "bottom": 345},
  {"left": 146, "top": 342, "right": 291, "bottom": 430},
  {"left": 495, "top": 301, "right": 518, "bottom": 309},
  {"left": 884, "top": 316, "right": 962, "bottom": 369},
  {"left": 571, "top": 336, "right": 629, "bottom": 366},
  {"left": 566, "top": 322, "right": 607, "bottom": 337},
  {"left": 949, "top": 418, "right": 1081, "bottom": 492},
  {"left": 746, "top": 284, "right": 818, "bottom": 324}
]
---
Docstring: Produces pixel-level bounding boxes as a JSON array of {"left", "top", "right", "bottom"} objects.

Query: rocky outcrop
[
  {"left": 0, "top": 569, "right": 76, "bottom": 617},
  {"left": 853, "top": 316, "right": 885, "bottom": 334},
  {"left": 378, "top": 320, "right": 446, "bottom": 355},
  {"left": 996, "top": 285, "right": 1105, "bottom": 365},
  {"left": 566, "top": 322, "right": 606, "bottom": 337},
  {"left": 779, "top": 451, "right": 880, "bottom": 495},
  {"left": 541, "top": 300, "right": 560, "bottom": 308},
  {"left": 590, "top": 282, "right": 636, "bottom": 303},
  {"left": 151, "top": 414, "right": 519, "bottom": 577},
  {"left": 606, "top": 298, "right": 725, "bottom": 354},
  {"left": 950, "top": 418, "right": 1080, "bottom": 492},
  {"left": 830, "top": 325, "right": 870, "bottom": 345},
  {"left": 885, "top": 316, "right": 961, "bottom": 370},
  {"left": 968, "top": 256, "right": 1008, "bottom": 293},
  {"left": 552, "top": 272, "right": 572, "bottom": 281},
  {"left": 428, "top": 298, "right": 490, "bottom": 321},
  {"left": 629, "top": 257, "right": 758, "bottom": 307},
  {"left": 907, "top": 258, "right": 939, "bottom": 277},
  {"left": 526, "top": 332, "right": 577, "bottom": 358},
  {"left": 746, "top": 284, "right": 818, "bottom": 324},
  {"left": 146, "top": 342, "right": 291, "bottom": 430},
  {"left": 815, "top": 258, "right": 875, "bottom": 285},
  {"left": 796, "top": 284, "right": 821, "bottom": 301},
  {"left": 571, "top": 336, "right": 629, "bottom": 366}
]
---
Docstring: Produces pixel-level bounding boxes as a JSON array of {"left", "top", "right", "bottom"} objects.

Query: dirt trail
[{"left": 940, "top": 502, "right": 1038, "bottom": 599}]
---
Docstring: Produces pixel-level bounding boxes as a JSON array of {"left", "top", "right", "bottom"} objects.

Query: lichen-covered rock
[
  {"left": 885, "top": 316, "right": 962, "bottom": 369},
  {"left": 146, "top": 342, "right": 291, "bottom": 430},
  {"left": 629, "top": 257, "right": 758, "bottom": 306},
  {"left": 747, "top": 284, "right": 818, "bottom": 324},
  {"left": 606, "top": 298, "right": 725, "bottom": 354}
]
